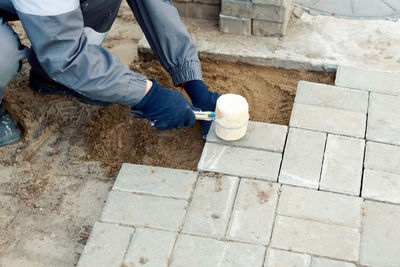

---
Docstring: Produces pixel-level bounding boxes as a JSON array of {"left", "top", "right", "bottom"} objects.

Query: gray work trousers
[{"left": 0, "top": 0, "right": 202, "bottom": 106}]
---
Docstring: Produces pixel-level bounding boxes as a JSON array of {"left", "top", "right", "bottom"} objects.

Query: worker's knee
[{"left": 0, "top": 20, "right": 27, "bottom": 89}]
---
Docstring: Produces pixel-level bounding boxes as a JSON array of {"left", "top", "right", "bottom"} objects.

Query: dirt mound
[{"left": 85, "top": 104, "right": 204, "bottom": 175}]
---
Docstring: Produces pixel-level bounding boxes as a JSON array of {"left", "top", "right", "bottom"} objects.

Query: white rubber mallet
[
  {"left": 131, "top": 93, "right": 249, "bottom": 141},
  {"left": 194, "top": 94, "right": 250, "bottom": 141}
]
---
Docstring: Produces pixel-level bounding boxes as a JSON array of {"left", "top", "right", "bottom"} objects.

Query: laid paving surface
[{"left": 78, "top": 66, "right": 400, "bottom": 266}]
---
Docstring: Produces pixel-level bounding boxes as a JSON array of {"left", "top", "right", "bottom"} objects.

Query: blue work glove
[
  {"left": 133, "top": 79, "right": 196, "bottom": 130},
  {"left": 183, "top": 80, "right": 221, "bottom": 138}
]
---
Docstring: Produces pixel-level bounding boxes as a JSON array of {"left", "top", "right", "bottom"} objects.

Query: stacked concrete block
[
  {"left": 174, "top": 0, "right": 222, "bottom": 20},
  {"left": 220, "top": 0, "right": 294, "bottom": 36}
]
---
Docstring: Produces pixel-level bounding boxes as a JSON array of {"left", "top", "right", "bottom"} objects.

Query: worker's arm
[
  {"left": 12, "top": 0, "right": 147, "bottom": 107},
  {"left": 127, "top": 0, "right": 220, "bottom": 136},
  {"left": 11, "top": 0, "right": 195, "bottom": 130}
]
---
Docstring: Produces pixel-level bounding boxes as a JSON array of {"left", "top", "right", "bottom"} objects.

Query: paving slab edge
[{"left": 138, "top": 39, "right": 338, "bottom": 72}]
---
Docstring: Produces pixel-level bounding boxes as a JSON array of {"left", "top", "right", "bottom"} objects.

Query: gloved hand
[
  {"left": 133, "top": 79, "right": 196, "bottom": 130},
  {"left": 183, "top": 80, "right": 221, "bottom": 138}
]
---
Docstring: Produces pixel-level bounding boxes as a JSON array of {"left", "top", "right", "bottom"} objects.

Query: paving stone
[
  {"left": 319, "top": 134, "right": 365, "bottom": 196},
  {"left": 270, "top": 216, "right": 360, "bottom": 261},
  {"left": 335, "top": 65, "right": 400, "bottom": 95},
  {"left": 311, "top": 257, "right": 356, "bottom": 267},
  {"left": 365, "top": 141, "right": 400, "bottom": 174},
  {"left": 290, "top": 103, "right": 366, "bottom": 138},
  {"left": 183, "top": 175, "right": 239, "bottom": 238},
  {"left": 123, "top": 228, "right": 176, "bottom": 267},
  {"left": 226, "top": 179, "right": 280, "bottom": 244},
  {"left": 295, "top": 81, "right": 369, "bottom": 113},
  {"left": 198, "top": 143, "right": 282, "bottom": 181},
  {"left": 207, "top": 121, "right": 288, "bottom": 153},
  {"left": 113, "top": 163, "right": 197, "bottom": 199},
  {"left": 101, "top": 191, "right": 187, "bottom": 231},
  {"left": 264, "top": 248, "right": 311, "bottom": 267},
  {"left": 221, "top": 0, "right": 288, "bottom": 22},
  {"left": 252, "top": 19, "right": 287, "bottom": 36},
  {"left": 362, "top": 169, "right": 400, "bottom": 204},
  {"left": 278, "top": 185, "right": 362, "bottom": 227},
  {"left": 78, "top": 222, "right": 133, "bottom": 267},
  {"left": 171, "top": 234, "right": 265, "bottom": 267},
  {"left": 175, "top": 2, "right": 221, "bottom": 19},
  {"left": 279, "top": 128, "right": 326, "bottom": 189},
  {"left": 367, "top": 92, "right": 400, "bottom": 145},
  {"left": 219, "top": 14, "right": 251, "bottom": 36},
  {"left": 360, "top": 201, "right": 400, "bottom": 267}
]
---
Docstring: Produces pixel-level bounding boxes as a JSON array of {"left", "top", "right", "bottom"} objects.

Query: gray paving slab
[
  {"left": 367, "top": 92, "right": 400, "bottom": 145},
  {"left": 278, "top": 185, "right": 363, "bottom": 227},
  {"left": 295, "top": 81, "right": 369, "bottom": 113},
  {"left": 171, "top": 234, "right": 266, "bottom": 267},
  {"left": 101, "top": 191, "right": 187, "bottom": 231},
  {"left": 279, "top": 128, "right": 326, "bottom": 189},
  {"left": 198, "top": 143, "right": 282, "bottom": 181},
  {"left": 182, "top": 175, "right": 239, "bottom": 238},
  {"left": 114, "top": 163, "right": 197, "bottom": 199},
  {"left": 311, "top": 257, "right": 356, "bottom": 267},
  {"left": 362, "top": 169, "right": 400, "bottom": 204},
  {"left": 226, "top": 179, "right": 280, "bottom": 245},
  {"left": 290, "top": 103, "right": 366, "bottom": 138},
  {"left": 264, "top": 248, "right": 311, "bottom": 267},
  {"left": 207, "top": 121, "right": 288, "bottom": 153},
  {"left": 360, "top": 201, "right": 400, "bottom": 267},
  {"left": 365, "top": 141, "right": 400, "bottom": 174},
  {"left": 123, "top": 228, "right": 176, "bottom": 267},
  {"left": 319, "top": 134, "right": 365, "bottom": 196},
  {"left": 335, "top": 65, "right": 400, "bottom": 95},
  {"left": 77, "top": 222, "right": 134, "bottom": 267},
  {"left": 270, "top": 216, "right": 360, "bottom": 261}
]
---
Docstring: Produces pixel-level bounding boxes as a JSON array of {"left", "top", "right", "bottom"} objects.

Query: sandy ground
[{"left": 0, "top": 3, "right": 334, "bottom": 266}]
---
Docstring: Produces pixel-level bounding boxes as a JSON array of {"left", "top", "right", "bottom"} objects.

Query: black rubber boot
[
  {"left": 29, "top": 69, "right": 111, "bottom": 107},
  {"left": 0, "top": 105, "right": 21, "bottom": 146}
]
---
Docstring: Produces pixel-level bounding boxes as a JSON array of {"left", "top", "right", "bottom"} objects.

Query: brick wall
[
  {"left": 174, "top": 0, "right": 222, "bottom": 20},
  {"left": 220, "top": 0, "right": 293, "bottom": 36},
  {"left": 174, "top": 0, "right": 293, "bottom": 36}
]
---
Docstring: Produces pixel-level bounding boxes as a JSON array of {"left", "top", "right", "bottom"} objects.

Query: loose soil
[{"left": 85, "top": 58, "right": 334, "bottom": 175}]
